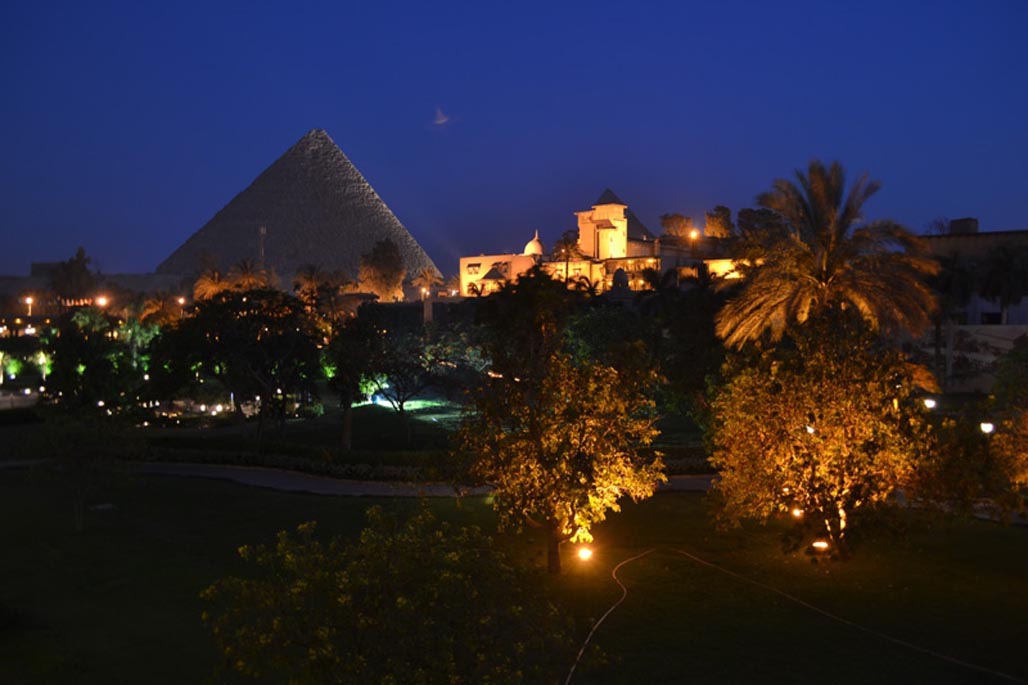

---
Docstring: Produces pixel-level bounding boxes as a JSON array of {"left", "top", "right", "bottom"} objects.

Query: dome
[{"left": 523, "top": 230, "right": 544, "bottom": 256}]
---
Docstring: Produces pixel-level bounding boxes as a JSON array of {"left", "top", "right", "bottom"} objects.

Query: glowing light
[
  {"left": 923, "top": 398, "right": 937, "bottom": 409},
  {"left": 577, "top": 547, "right": 593, "bottom": 561},
  {"left": 176, "top": 297, "right": 186, "bottom": 305},
  {"left": 980, "top": 422, "right": 995, "bottom": 434},
  {"left": 22, "top": 388, "right": 31, "bottom": 395},
  {"left": 812, "top": 540, "right": 829, "bottom": 551},
  {"left": 96, "top": 296, "right": 109, "bottom": 307},
  {"left": 143, "top": 373, "right": 150, "bottom": 381},
  {"left": 791, "top": 508, "right": 803, "bottom": 518},
  {"left": 806, "top": 425, "right": 815, "bottom": 434},
  {"left": 215, "top": 404, "right": 224, "bottom": 412},
  {"left": 688, "top": 228, "right": 700, "bottom": 240},
  {"left": 97, "top": 400, "right": 105, "bottom": 407}
]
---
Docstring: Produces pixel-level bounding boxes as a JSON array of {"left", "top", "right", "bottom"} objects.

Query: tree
[
  {"left": 201, "top": 507, "right": 576, "bottom": 684},
  {"left": 193, "top": 267, "right": 229, "bottom": 301},
  {"left": 458, "top": 269, "right": 665, "bottom": 573},
  {"left": 292, "top": 264, "right": 328, "bottom": 312},
  {"left": 162, "top": 289, "right": 320, "bottom": 444},
  {"left": 411, "top": 266, "right": 443, "bottom": 298},
  {"left": 325, "top": 317, "right": 376, "bottom": 451},
  {"left": 228, "top": 259, "right": 274, "bottom": 291},
  {"left": 46, "top": 307, "right": 140, "bottom": 410},
  {"left": 979, "top": 245, "right": 1028, "bottom": 324},
  {"left": 716, "top": 161, "right": 940, "bottom": 349},
  {"left": 710, "top": 316, "right": 935, "bottom": 555},
  {"left": 704, "top": 205, "right": 734, "bottom": 239},
  {"left": 50, "top": 247, "right": 98, "bottom": 301},
  {"left": 659, "top": 213, "right": 694, "bottom": 239},
  {"left": 140, "top": 292, "right": 184, "bottom": 327},
  {"left": 551, "top": 229, "right": 582, "bottom": 283},
  {"left": 358, "top": 238, "right": 406, "bottom": 302}
]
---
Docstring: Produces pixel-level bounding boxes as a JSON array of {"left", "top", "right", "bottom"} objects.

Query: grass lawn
[{"left": 1, "top": 469, "right": 1026, "bottom": 684}]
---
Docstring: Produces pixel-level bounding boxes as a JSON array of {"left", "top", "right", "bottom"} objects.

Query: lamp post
[{"left": 24, "top": 296, "right": 33, "bottom": 317}]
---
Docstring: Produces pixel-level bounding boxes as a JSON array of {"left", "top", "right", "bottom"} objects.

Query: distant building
[{"left": 458, "top": 190, "right": 738, "bottom": 297}]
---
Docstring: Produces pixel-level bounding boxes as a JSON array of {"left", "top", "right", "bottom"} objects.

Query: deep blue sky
[{"left": 2, "top": 0, "right": 1027, "bottom": 277}]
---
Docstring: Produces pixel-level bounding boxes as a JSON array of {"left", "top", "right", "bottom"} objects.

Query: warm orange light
[
  {"left": 812, "top": 540, "right": 829, "bottom": 551},
  {"left": 923, "top": 398, "right": 937, "bottom": 410},
  {"left": 24, "top": 296, "right": 33, "bottom": 305},
  {"left": 791, "top": 508, "right": 803, "bottom": 518},
  {"left": 980, "top": 422, "right": 995, "bottom": 434},
  {"left": 177, "top": 296, "right": 186, "bottom": 305},
  {"left": 577, "top": 547, "right": 593, "bottom": 561},
  {"left": 688, "top": 228, "right": 700, "bottom": 240},
  {"left": 96, "top": 296, "right": 109, "bottom": 307}
]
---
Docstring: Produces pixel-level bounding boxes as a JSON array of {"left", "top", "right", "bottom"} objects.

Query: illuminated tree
[
  {"left": 227, "top": 259, "right": 274, "bottom": 290},
  {"left": 459, "top": 269, "right": 665, "bottom": 573},
  {"left": 659, "top": 212, "right": 694, "bottom": 239},
  {"left": 710, "top": 316, "right": 935, "bottom": 554},
  {"left": 551, "top": 229, "right": 582, "bottom": 282},
  {"left": 716, "top": 160, "right": 939, "bottom": 349},
  {"left": 358, "top": 238, "right": 406, "bottom": 302},
  {"left": 410, "top": 266, "right": 443, "bottom": 297},
  {"left": 703, "top": 205, "right": 734, "bottom": 239},
  {"left": 193, "top": 268, "right": 229, "bottom": 301},
  {"left": 202, "top": 507, "right": 575, "bottom": 683},
  {"left": 140, "top": 292, "right": 184, "bottom": 327}
]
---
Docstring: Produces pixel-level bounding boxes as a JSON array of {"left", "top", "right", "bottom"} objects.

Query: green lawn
[{"left": 1, "top": 469, "right": 1025, "bottom": 684}]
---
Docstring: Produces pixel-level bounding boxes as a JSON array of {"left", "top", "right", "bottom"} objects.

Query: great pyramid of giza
[{"left": 156, "top": 129, "right": 440, "bottom": 280}]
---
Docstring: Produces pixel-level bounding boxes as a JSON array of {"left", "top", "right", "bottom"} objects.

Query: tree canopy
[
  {"left": 458, "top": 269, "right": 665, "bottom": 573},
  {"left": 710, "top": 316, "right": 936, "bottom": 554},
  {"left": 716, "top": 160, "right": 939, "bottom": 349},
  {"left": 202, "top": 507, "right": 576, "bottom": 684}
]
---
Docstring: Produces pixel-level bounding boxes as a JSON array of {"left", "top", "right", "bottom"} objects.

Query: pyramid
[
  {"left": 595, "top": 188, "right": 656, "bottom": 241},
  {"left": 157, "top": 129, "right": 440, "bottom": 281}
]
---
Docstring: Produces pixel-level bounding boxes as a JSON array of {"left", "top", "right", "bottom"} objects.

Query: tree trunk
[
  {"left": 547, "top": 523, "right": 562, "bottom": 575},
  {"left": 341, "top": 390, "right": 353, "bottom": 452}
]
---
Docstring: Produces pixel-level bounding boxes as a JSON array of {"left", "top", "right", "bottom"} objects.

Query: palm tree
[
  {"left": 228, "top": 259, "right": 273, "bottom": 291},
  {"left": 411, "top": 267, "right": 443, "bottom": 299},
  {"left": 193, "top": 268, "right": 229, "bottom": 301},
  {"left": 715, "top": 160, "right": 939, "bottom": 349},
  {"left": 551, "top": 230, "right": 582, "bottom": 284},
  {"left": 140, "top": 292, "right": 183, "bottom": 327},
  {"left": 293, "top": 264, "right": 327, "bottom": 311}
]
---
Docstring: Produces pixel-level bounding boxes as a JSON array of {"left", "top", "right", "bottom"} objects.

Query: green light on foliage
[
  {"left": 321, "top": 362, "right": 337, "bottom": 380},
  {"left": 76, "top": 363, "right": 87, "bottom": 376}
]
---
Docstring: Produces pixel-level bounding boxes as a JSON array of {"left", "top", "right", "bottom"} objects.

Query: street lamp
[
  {"left": 24, "top": 296, "right": 33, "bottom": 317},
  {"left": 96, "top": 295, "right": 109, "bottom": 308},
  {"left": 980, "top": 422, "right": 995, "bottom": 434}
]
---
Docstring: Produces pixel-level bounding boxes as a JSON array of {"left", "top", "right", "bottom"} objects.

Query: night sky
[{"left": 2, "top": 0, "right": 1027, "bottom": 278}]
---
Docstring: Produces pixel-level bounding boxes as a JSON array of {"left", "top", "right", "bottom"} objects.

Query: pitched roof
[
  {"left": 594, "top": 188, "right": 656, "bottom": 241},
  {"left": 156, "top": 129, "right": 439, "bottom": 280}
]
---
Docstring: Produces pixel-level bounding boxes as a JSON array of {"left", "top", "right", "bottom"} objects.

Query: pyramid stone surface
[
  {"left": 157, "top": 129, "right": 439, "bottom": 280},
  {"left": 595, "top": 188, "right": 656, "bottom": 241}
]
